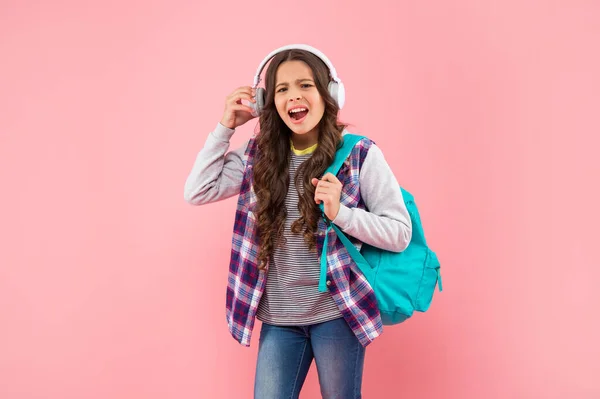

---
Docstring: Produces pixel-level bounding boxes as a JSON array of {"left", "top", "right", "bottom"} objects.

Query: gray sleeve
[
  {"left": 331, "top": 143, "right": 412, "bottom": 252},
  {"left": 183, "top": 122, "right": 249, "bottom": 205}
]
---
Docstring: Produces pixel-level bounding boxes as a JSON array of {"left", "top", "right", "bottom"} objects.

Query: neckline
[{"left": 290, "top": 141, "right": 318, "bottom": 155}]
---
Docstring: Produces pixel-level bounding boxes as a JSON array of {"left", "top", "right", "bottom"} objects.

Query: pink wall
[{"left": 1, "top": 1, "right": 599, "bottom": 398}]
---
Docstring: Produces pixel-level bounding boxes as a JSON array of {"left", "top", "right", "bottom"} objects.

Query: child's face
[{"left": 274, "top": 60, "right": 325, "bottom": 137}]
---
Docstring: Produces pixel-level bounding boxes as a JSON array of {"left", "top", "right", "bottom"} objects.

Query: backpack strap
[
  {"left": 322, "top": 134, "right": 365, "bottom": 178},
  {"left": 318, "top": 134, "right": 370, "bottom": 292}
]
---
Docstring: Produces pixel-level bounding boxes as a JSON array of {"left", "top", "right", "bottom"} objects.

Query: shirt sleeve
[
  {"left": 183, "top": 122, "right": 249, "bottom": 205},
  {"left": 331, "top": 143, "right": 412, "bottom": 252}
]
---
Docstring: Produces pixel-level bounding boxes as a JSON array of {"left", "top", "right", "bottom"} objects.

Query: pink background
[{"left": 1, "top": 1, "right": 599, "bottom": 398}]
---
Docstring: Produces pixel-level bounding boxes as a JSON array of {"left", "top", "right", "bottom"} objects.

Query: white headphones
[{"left": 249, "top": 44, "right": 346, "bottom": 117}]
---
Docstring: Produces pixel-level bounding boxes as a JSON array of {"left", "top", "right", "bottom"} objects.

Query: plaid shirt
[{"left": 225, "top": 136, "right": 382, "bottom": 347}]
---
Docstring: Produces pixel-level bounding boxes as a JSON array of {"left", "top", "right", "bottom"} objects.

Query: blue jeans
[{"left": 253, "top": 317, "right": 365, "bottom": 399}]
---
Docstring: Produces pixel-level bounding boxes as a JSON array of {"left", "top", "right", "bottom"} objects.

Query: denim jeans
[{"left": 253, "top": 317, "right": 365, "bottom": 399}]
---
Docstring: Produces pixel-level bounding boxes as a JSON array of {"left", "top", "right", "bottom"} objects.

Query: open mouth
[{"left": 288, "top": 107, "right": 309, "bottom": 122}]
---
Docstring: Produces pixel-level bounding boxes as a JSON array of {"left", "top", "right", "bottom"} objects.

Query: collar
[{"left": 290, "top": 140, "right": 318, "bottom": 155}]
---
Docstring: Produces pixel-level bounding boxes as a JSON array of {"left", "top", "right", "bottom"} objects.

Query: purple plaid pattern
[{"left": 225, "top": 136, "right": 383, "bottom": 347}]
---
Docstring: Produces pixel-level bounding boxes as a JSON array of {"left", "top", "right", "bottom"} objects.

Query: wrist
[
  {"left": 331, "top": 204, "right": 351, "bottom": 229},
  {"left": 220, "top": 119, "right": 234, "bottom": 129},
  {"left": 327, "top": 203, "right": 340, "bottom": 221}
]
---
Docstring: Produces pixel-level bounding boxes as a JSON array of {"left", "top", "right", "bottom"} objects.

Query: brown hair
[{"left": 253, "top": 49, "right": 347, "bottom": 268}]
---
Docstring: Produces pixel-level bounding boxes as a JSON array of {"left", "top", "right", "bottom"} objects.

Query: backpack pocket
[{"left": 414, "top": 249, "right": 442, "bottom": 312}]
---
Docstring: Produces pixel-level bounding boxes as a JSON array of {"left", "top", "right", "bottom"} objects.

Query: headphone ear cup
[
  {"left": 328, "top": 81, "right": 345, "bottom": 110},
  {"left": 336, "top": 81, "right": 345, "bottom": 110},
  {"left": 328, "top": 81, "right": 338, "bottom": 107},
  {"left": 253, "top": 87, "right": 266, "bottom": 116}
]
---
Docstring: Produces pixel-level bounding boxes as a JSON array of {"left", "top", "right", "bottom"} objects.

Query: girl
[{"left": 184, "top": 45, "right": 412, "bottom": 399}]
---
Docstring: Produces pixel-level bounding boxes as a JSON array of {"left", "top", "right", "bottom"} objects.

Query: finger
[
  {"left": 315, "top": 187, "right": 332, "bottom": 196},
  {"left": 230, "top": 92, "right": 255, "bottom": 104},
  {"left": 314, "top": 191, "right": 322, "bottom": 202},
  {"left": 321, "top": 173, "right": 340, "bottom": 184},
  {"left": 311, "top": 178, "right": 319, "bottom": 186},
  {"left": 227, "top": 87, "right": 255, "bottom": 102},
  {"left": 314, "top": 178, "right": 335, "bottom": 189},
  {"left": 229, "top": 104, "right": 255, "bottom": 114},
  {"left": 314, "top": 191, "right": 332, "bottom": 202},
  {"left": 232, "top": 86, "right": 254, "bottom": 96}
]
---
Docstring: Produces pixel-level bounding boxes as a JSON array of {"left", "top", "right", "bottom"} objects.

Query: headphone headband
[
  {"left": 252, "top": 44, "right": 341, "bottom": 88},
  {"left": 249, "top": 44, "right": 346, "bottom": 115}
]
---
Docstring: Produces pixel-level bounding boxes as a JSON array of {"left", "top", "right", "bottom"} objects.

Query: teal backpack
[{"left": 318, "top": 134, "right": 442, "bottom": 325}]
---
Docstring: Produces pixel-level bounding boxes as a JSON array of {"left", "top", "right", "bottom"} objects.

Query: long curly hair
[{"left": 253, "top": 49, "right": 347, "bottom": 269}]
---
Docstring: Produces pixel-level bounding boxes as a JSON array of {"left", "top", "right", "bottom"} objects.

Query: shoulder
[
  {"left": 341, "top": 130, "right": 396, "bottom": 181},
  {"left": 341, "top": 129, "right": 380, "bottom": 165}
]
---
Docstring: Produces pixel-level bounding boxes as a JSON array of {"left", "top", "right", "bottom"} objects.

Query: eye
[
  {"left": 276, "top": 87, "right": 287, "bottom": 93},
  {"left": 301, "top": 84, "right": 313, "bottom": 88}
]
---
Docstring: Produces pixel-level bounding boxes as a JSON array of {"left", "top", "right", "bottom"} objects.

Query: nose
[{"left": 287, "top": 87, "right": 302, "bottom": 102}]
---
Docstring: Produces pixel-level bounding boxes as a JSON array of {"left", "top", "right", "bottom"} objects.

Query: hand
[
  {"left": 220, "top": 86, "right": 257, "bottom": 129},
  {"left": 311, "top": 173, "right": 343, "bottom": 221}
]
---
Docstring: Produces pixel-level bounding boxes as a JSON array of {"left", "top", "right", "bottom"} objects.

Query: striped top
[{"left": 255, "top": 143, "right": 343, "bottom": 325}]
